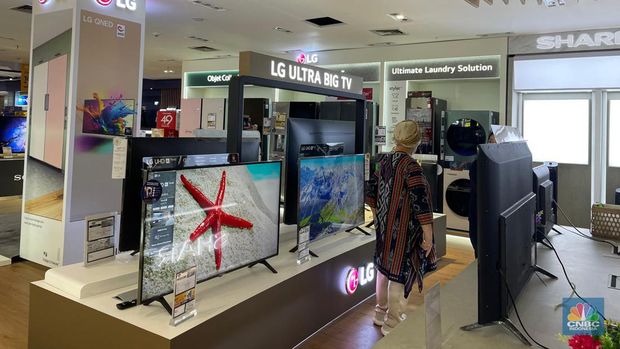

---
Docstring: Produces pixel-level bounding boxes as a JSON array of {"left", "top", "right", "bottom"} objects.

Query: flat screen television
[
  {"left": 82, "top": 99, "right": 136, "bottom": 136},
  {"left": 533, "top": 165, "right": 554, "bottom": 239},
  {"left": 0, "top": 117, "right": 27, "bottom": 153},
  {"left": 475, "top": 142, "right": 535, "bottom": 326},
  {"left": 120, "top": 137, "right": 236, "bottom": 252},
  {"left": 138, "top": 161, "right": 282, "bottom": 304},
  {"left": 284, "top": 118, "right": 355, "bottom": 225},
  {"left": 297, "top": 154, "right": 366, "bottom": 243}
]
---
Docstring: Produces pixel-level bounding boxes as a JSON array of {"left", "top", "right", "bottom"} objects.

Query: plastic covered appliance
[{"left": 443, "top": 169, "right": 470, "bottom": 231}]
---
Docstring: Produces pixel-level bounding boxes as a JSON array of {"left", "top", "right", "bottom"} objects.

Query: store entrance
[{"left": 518, "top": 90, "right": 620, "bottom": 228}]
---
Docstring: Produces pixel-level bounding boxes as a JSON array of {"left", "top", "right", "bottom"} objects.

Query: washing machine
[
  {"left": 443, "top": 169, "right": 470, "bottom": 232},
  {"left": 442, "top": 110, "right": 499, "bottom": 169}
]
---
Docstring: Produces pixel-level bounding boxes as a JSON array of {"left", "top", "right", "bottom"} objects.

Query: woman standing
[{"left": 366, "top": 120, "right": 436, "bottom": 336}]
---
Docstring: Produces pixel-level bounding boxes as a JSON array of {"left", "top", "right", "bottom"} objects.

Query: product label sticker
[
  {"left": 297, "top": 227, "right": 311, "bottom": 264},
  {"left": 142, "top": 179, "right": 163, "bottom": 204},
  {"left": 84, "top": 213, "right": 116, "bottom": 266},
  {"left": 171, "top": 265, "right": 198, "bottom": 325},
  {"left": 364, "top": 154, "right": 371, "bottom": 182},
  {"left": 111, "top": 137, "right": 128, "bottom": 179}
]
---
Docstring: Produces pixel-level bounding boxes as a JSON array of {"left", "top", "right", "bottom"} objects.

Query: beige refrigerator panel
[
  {"left": 179, "top": 98, "right": 202, "bottom": 137},
  {"left": 44, "top": 54, "right": 68, "bottom": 169},
  {"left": 30, "top": 62, "right": 48, "bottom": 162},
  {"left": 201, "top": 98, "right": 226, "bottom": 130}
]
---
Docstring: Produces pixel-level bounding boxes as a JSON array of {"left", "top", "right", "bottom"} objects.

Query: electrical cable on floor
[
  {"left": 498, "top": 268, "right": 550, "bottom": 349},
  {"left": 543, "top": 236, "right": 607, "bottom": 322},
  {"left": 553, "top": 199, "right": 619, "bottom": 250}
]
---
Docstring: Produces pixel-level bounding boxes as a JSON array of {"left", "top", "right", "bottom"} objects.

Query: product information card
[
  {"left": 111, "top": 137, "right": 128, "bottom": 179},
  {"left": 170, "top": 265, "right": 198, "bottom": 326},
  {"left": 84, "top": 213, "right": 116, "bottom": 266},
  {"left": 297, "top": 227, "right": 311, "bottom": 265}
]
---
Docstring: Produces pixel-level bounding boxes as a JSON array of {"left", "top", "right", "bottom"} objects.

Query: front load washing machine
[
  {"left": 443, "top": 169, "right": 470, "bottom": 232},
  {"left": 442, "top": 110, "right": 499, "bottom": 169}
]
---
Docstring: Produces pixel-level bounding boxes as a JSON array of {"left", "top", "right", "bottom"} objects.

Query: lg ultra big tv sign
[{"left": 95, "top": 0, "right": 137, "bottom": 11}]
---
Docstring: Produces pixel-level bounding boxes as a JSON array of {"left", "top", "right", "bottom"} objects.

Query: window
[
  {"left": 609, "top": 100, "right": 620, "bottom": 168},
  {"left": 523, "top": 99, "right": 590, "bottom": 165}
]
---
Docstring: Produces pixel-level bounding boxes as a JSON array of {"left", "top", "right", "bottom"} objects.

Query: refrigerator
[{"left": 405, "top": 91, "right": 447, "bottom": 158}]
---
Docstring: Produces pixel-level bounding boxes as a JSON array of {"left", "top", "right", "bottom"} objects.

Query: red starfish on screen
[{"left": 180, "top": 171, "right": 253, "bottom": 270}]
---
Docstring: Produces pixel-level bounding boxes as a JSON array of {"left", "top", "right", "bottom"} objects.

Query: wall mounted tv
[
  {"left": 284, "top": 118, "right": 356, "bottom": 225},
  {"left": 297, "top": 154, "right": 366, "bottom": 243},
  {"left": 0, "top": 117, "right": 27, "bottom": 153},
  {"left": 138, "top": 161, "right": 282, "bottom": 305}
]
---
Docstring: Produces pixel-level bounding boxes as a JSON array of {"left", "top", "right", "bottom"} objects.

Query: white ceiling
[{"left": 1, "top": 0, "right": 620, "bottom": 79}]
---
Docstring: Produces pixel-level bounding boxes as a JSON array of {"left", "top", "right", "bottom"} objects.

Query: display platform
[
  {"left": 29, "top": 224, "right": 376, "bottom": 349},
  {"left": 374, "top": 227, "right": 620, "bottom": 349}
]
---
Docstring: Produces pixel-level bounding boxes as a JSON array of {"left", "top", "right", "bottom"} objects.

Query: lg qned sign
[
  {"left": 298, "top": 155, "right": 365, "bottom": 242},
  {"left": 82, "top": 99, "right": 135, "bottom": 136},
  {"left": 138, "top": 161, "right": 282, "bottom": 304},
  {"left": 0, "top": 117, "right": 27, "bottom": 153}
]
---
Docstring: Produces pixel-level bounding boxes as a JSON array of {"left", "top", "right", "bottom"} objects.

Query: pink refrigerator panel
[
  {"left": 45, "top": 54, "right": 67, "bottom": 169},
  {"left": 179, "top": 98, "right": 202, "bottom": 137}
]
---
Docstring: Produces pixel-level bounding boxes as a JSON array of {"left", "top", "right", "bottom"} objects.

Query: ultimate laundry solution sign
[
  {"left": 386, "top": 56, "right": 500, "bottom": 81},
  {"left": 239, "top": 51, "right": 364, "bottom": 95}
]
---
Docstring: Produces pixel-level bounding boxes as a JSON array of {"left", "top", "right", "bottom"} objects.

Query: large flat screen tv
[
  {"left": 0, "top": 117, "right": 27, "bottom": 153},
  {"left": 298, "top": 154, "right": 365, "bottom": 243},
  {"left": 475, "top": 142, "right": 535, "bottom": 325},
  {"left": 120, "top": 138, "right": 235, "bottom": 252},
  {"left": 284, "top": 118, "right": 355, "bottom": 224},
  {"left": 138, "top": 161, "right": 282, "bottom": 304}
]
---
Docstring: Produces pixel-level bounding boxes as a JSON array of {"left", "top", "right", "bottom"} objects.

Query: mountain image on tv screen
[{"left": 298, "top": 154, "right": 365, "bottom": 242}]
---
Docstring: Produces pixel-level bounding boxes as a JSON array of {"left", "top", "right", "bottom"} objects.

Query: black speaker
[
  {"left": 544, "top": 161, "right": 559, "bottom": 223},
  {"left": 615, "top": 188, "right": 620, "bottom": 205}
]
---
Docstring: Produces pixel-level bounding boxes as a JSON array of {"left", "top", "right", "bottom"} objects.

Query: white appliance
[
  {"left": 179, "top": 98, "right": 226, "bottom": 137},
  {"left": 443, "top": 169, "right": 470, "bottom": 232}
]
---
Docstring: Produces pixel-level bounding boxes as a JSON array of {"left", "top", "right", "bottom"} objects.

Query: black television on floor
[
  {"left": 533, "top": 165, "right": 554, "bottom": 239},
  {"left": 462, "top": 142, "right": 536, "bottom": 346},
  {"left": 283, "top": 118, "right": 355, "bottom": 225}
]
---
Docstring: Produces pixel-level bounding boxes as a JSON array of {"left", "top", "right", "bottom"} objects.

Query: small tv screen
[
  {"left": 82, "top": 99, "right": 135, "bottom": 136},
  {"left": 0, "top": 117, "right": 27, "bottom": 153},
  {"left": 297, "top": 154, "right": 365, "bottom": 242},
  {"left": 15, "top": 93, "right": 28, "bottom": 107},
  {"left": 138, "top": 161, "right": 282, "bottom": 303}
]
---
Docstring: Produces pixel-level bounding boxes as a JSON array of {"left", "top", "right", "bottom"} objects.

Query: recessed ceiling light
[
  {"left": 152, "top": 32, "right": 161, "bottom": 37},
  {"left": 387, "top": 13, "right": 411, "bottom": 22},
  {"left": 273, "top": 26, "right": 292, "bottom": 33},
  {"left": 340, "top": 70, "right": 345, "bottom": 73},
  {"left": 9, "top": 78, "right": 13, "bottom": 80},
  {"left": 368, "top": 42, "right": 394, "bottom": 47},
  {"left": 191, "top": 17, "right": 205, "bottom": 22},
  {"left": 191, "top": 1, "right": 227, "bottom": 11}
]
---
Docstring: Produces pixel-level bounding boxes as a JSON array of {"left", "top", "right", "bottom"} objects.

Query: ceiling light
[
  {"left": 9, "top": 78, "right": 13, "bottom": 80},
  {"left": 387, "top": 13, "right": 411, "bottom": 22},
  {"left": 188, "top": 35, "right": 209, "bottom": 42},
  {"left": 542, "top": 0, "right": 565, "bottom": 6},
  {"left": 191, "top": 1, "right": 227, "bottom": 11},
  {"left": 464, "top": 0, "right": 480, "bottom": 7},
  {"left": 340, "top": 70, "right": 345, "bottom": 73},
  {"left": 273, "top": 26, "right": 292, "bottom": 33},
  {"left": 368, "top": 42, "right": 394, "bottom": 47},
  {"left": 191, "top": 17, "right": 205, "bottom": 22}
]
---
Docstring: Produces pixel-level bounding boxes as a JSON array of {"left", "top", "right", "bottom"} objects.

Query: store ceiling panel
[{"left": 0, "top": 0, "right": 619, "bottom": 79}]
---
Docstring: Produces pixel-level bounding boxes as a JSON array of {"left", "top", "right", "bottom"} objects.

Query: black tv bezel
[
  {"left": 137, "top": 160, "right": 283, "bottom": 305},
  {"left": 296, "top": 154, "right": 366, "bottom": 246}
]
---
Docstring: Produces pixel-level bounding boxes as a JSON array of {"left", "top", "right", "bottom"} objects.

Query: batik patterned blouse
[{"left": 366, "top": 151, "right": 437, "bottom": 298}]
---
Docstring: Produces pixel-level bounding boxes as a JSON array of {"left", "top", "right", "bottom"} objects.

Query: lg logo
[
  {"left": 296, "top": 53, "right": 319, "bottom": 65},
  {"left": 96, "top": 0, "right": 137, "bottom": 11},
  {"left": 345, "top": 263, "right": 375, "bottom": 295},
  {"left": 38, "top": 0, "right": 48, "bottom": 4}
]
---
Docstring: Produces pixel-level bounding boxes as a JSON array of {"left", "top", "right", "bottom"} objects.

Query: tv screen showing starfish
[
  {"left": 138, "top": 161, "right": 282, "bottom": 304},
  {"left": 297, "top": 154, "right": 366, "bottom": 243}
]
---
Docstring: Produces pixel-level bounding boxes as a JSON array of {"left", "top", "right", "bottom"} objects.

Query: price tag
[
  {"left": 84, "top": 213, "right": 116, "bottom": 266},
  {"left": 111, "top": 138, "right": 128, "bottom": 179},
  {"left": 297, "top": 226, "right": 311, "bottom": 265},
  {"left": 170, "top": 265, "right": 198, "bottom": 326}
]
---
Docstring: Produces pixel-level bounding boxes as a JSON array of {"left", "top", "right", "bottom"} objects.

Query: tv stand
[
  {"left": 247, "top": 260, "right": 278, "bottom": 274},
  {"left": 346, "top": 226, "right": 372, "bottom": 236},
  {"left": 461, "top": 319, "right": 531, "bottom": 346},
  {"left": 289, "top": 245, "right": 318, "bottom": 258},
  {"left": 144, "top": 296, "right": 172, "bottom": 316}
]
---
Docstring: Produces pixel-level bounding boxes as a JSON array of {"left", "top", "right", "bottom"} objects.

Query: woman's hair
[{"left": 393, "top": 120, "right": 422, "bottom": 149}]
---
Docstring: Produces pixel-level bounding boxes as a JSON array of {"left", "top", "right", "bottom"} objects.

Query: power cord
[
  {"left": 553, "top": 199, "right": 619, "bottom": 251},
  {"left": 498, "top": 268, "right": 550, "bottom": 349},
  {"left": 543, "top": 236, "right": 607, "bottom": 322}
]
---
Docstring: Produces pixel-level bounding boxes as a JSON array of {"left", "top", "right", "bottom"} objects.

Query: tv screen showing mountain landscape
[{"left": 298, "top": 155, "right": 365, "bottom": 242}]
